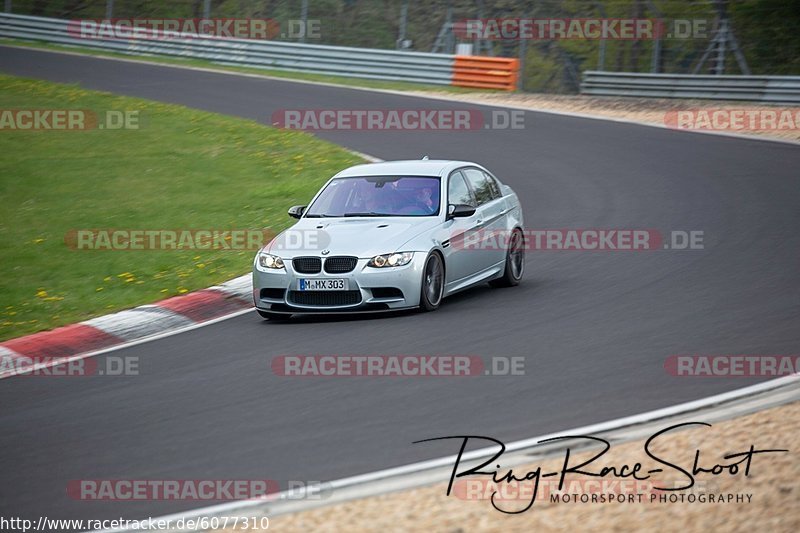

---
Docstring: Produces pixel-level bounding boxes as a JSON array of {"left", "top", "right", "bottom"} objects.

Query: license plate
[{"left": 298, "top": 278, "right": 348, "bottom": 291}]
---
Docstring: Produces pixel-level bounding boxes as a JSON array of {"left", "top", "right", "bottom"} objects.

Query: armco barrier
[
  {"left": 453, "top": 56, "right": 519, "bottom": 91},
  {"left": 0, "top": 13, "right": 453, "bottom": 85},
  {"left": 0, "top": 13, "right": 519, "bottom": 91},
  {"left": 581, "top": 71, "right": 800, "bottom": 104}
]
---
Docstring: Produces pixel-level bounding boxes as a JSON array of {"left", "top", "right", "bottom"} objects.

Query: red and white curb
[
  {"left": 0, "top": 151, "right": 382, "bottom": 381},
  {"left": 0, "top": 274, "right": 253, "bottom": 380}
]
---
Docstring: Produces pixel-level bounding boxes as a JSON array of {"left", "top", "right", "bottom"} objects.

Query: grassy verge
[
  {"left": 0, "top": 39, "right": 484, "bottom": 94},
  {"left": 0, "top": 74, "right": 363, "bottom": 341}
]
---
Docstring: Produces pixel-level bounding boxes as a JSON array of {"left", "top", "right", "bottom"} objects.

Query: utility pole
[
  {"left": 300, "top": 0, "right": 308, "bottom": 43},
  {"left": 518, "top": 13, "right": 528, "bottom": 90},
  {"left": 715, "top": 18, "right": 728, "bottom": 74},
  {"left": 645, "top": 0, "right": 662, "bottom": 73},
  {"left": 105, "top": 0, "right": 113, "bottom": 19},
  {"left": 397, "top": 0, "right": 408, "bottom": 49},
  {"left": 445, "top": 3, "right": 453, "bottom": 53},
  {"left": 203, "top": 0, "right": 211, "bottom": 19},
  {"left": 5, "top": 0, "right": 11, "bottom": 13},
  {"left": 595, "top": 2, "right": 606, "bottom": 70}
]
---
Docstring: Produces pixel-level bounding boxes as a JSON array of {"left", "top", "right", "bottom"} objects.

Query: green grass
[
  {"left": 0, "top": 74, "right": 363, "bottom": 341},
  {"left": 0, "top": 39, "right": 485, "bottom": 94}
]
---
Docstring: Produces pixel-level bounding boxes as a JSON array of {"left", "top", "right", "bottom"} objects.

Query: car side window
[
  {"left": 482, "top": 171, "right": 502, "bottom": 198},
  {"left": 448, "top": 171, "right": 475, "bottom": 207},
  {"left": 462, "top": 168, "right": 495, "bottom": 206}
]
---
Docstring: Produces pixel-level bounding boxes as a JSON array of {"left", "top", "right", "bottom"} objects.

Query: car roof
[{"left": 333, "top": 159, "right": 479, "bottom": 178}]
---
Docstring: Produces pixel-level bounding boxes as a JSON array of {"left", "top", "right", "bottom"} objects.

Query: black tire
[
  {"left": 489, "top": 228, "right": 524, "bottom": 288},
  {"left": 419, "top": 252, "right": 445, "bottom": 312},
  {"left": 257, "top": 310, "right": 291, "bottom": 321}
]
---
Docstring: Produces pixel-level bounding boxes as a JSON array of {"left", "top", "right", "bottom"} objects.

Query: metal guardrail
[
  {"left": 0, "top": 13, "right": 456, "bottom": 85},
  {"left": 581, "top": 71, "right": 800, "bottom": 104}
]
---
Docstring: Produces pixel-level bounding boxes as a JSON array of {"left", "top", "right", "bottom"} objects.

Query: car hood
[{"left": 265, "top": 217, "right": 440, "bottom": 258}]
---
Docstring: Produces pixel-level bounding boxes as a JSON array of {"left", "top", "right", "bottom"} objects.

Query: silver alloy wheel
[
  {"left": 424, "top": 254, "right": 444, "bottom": 306},
  {"left": 509, "top": 229, "right": 525, "bottom": 280}
]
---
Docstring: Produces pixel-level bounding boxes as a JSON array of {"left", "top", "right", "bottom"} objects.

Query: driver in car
[{"left": 411, "top": 186, "right": 437, "bottom": 214}]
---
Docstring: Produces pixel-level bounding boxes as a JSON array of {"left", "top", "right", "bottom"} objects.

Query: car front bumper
[{"left": 252, "top": 254, "right": 427, "bottom": 314}]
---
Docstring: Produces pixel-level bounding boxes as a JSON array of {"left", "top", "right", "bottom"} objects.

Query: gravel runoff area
[
  {"left": 407, "top": 91, "right": 800, "bottom": 143},
  {"left": 213, "top": 399, "right": 799, "bottom": 532}
]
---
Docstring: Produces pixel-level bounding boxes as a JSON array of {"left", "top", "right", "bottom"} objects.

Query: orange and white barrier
[{"left": 452, "top": 56, "right": 519, "bottom": 91}]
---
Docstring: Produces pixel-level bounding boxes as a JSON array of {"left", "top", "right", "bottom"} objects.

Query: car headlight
[
  {"left": 367, "top": 252, "right": 414, "bottom": 268},
  {"left": 256, "top": 252, "right": 285, "bottom": 270}
]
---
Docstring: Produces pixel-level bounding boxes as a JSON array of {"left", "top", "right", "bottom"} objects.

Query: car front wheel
[{"left": 419, "top": 252, "right": 444, "bottom": 311}]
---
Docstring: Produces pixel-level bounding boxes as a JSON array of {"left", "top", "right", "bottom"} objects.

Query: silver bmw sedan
[{"left": 253, "top": 159, "right": 524, "bottom": 319}]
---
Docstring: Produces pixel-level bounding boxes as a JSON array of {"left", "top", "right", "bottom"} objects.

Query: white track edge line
[
  {"left": 96, "top": 373, "right": 799, "bottom": 531},
  {"left": 0, "top": 308, "right": 253, "bottom": 380}
]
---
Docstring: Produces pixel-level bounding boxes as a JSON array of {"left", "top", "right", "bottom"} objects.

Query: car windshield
[{"left": 305, "top": 176, "right": 441, "bottom": 217}]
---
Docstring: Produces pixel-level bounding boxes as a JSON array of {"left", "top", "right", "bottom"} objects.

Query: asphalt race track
[{"left": 2, "top": 46, "right": 799, "bottom": 525}]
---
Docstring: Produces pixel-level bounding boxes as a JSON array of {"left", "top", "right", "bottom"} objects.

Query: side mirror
[
  {"left": 447, "top": 204, "right": 476, "bottom": 219},
  {"left": 288, "top": 205, "right": 306, "bottom": 219}
]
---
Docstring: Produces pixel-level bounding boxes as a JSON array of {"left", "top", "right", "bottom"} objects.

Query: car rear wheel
[
  {"left": 490, "top": 228, "right": 524, "bottom": 288},
  {"left": 419, "top": 252, "right": 444, "bottom": 311},
  {"left": 257, "top": 310, "right": 291, "bottom": 321}
]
